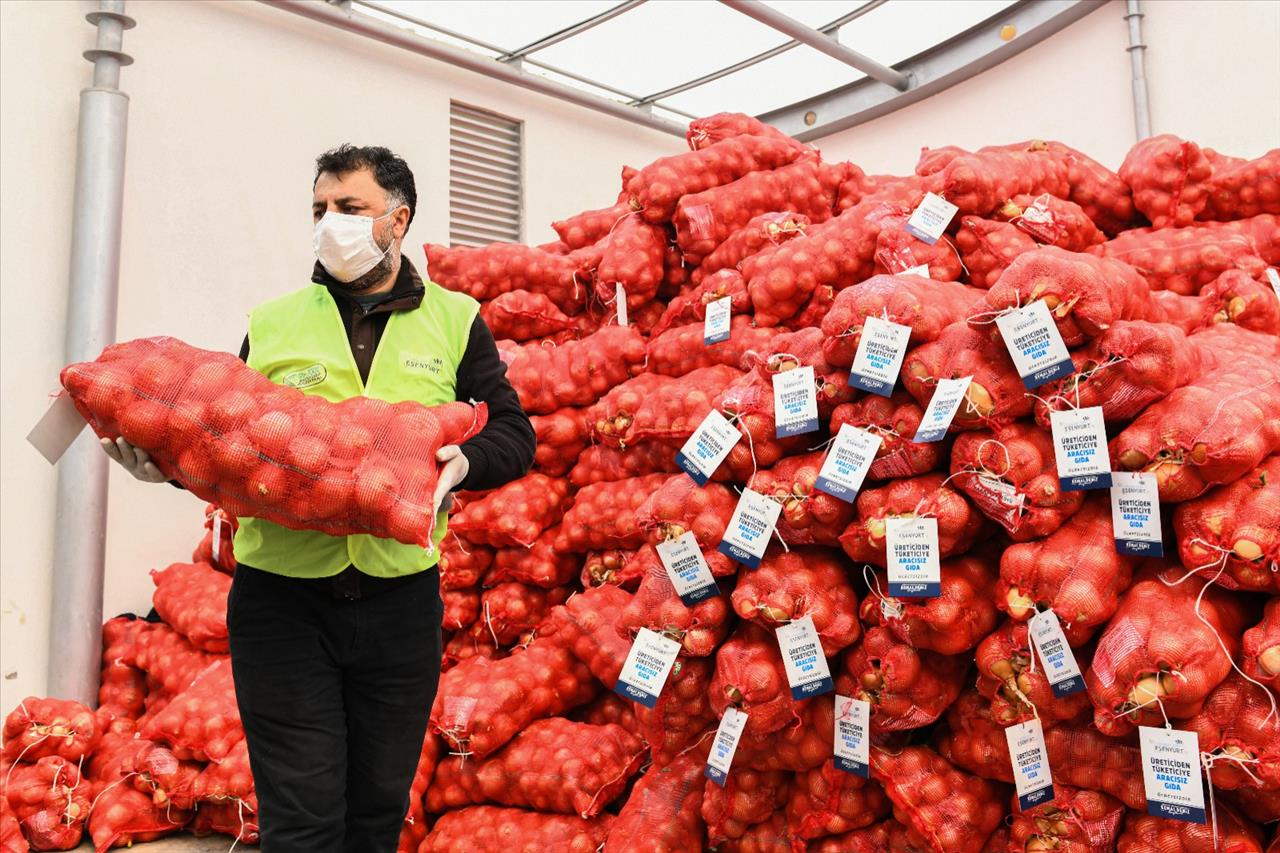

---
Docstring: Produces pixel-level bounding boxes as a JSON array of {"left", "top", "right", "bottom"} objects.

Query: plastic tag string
[
  {"left": 861, "top": 564, "right": 904, "bottom": 621},
  {"left": 966, "top": 291, "right": 1025, "bottom": 326}
]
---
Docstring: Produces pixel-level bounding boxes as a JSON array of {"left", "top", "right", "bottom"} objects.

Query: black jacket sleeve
[{"left": 454, "top": 316, "right": 536, "bottom": 491}]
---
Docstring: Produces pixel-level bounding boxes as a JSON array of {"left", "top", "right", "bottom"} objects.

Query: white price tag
[
  {"left": 717, "top": 488, "right": 782, "bottom": 569},
  {"left": 1139, "top": 726, "right": 1206, "bottom": 824},
  {"left": 901, "top": 263, "right": 931, "bottom": 279},
  {"left": 913, "top": 376, "right": 972, "bottom": 443},
  {"left": 704, "top": 296, "right": 732, "bottom": 345},
  {"left": 772, "top": 366, "right": 819, "bottom": 437},
  {"left": 1110, "top": 471, "right": 1163, "bottom": 557},
  {"left": 904, "top": 192, "right": 959, "bottom": 245},
  {"left": 1267, "top": 268, "right": 1280, "bottom": 301},
  {"left": 849, "top": 316, "right": 911, "bottom": 397},
  {"left": 26, "top": 393, "right": 89, "bottom": 465},
  {"left": 615, "top": 283, "right": 628, "bottom": 327},
  {"left": 1006, "top": 719, "right": 1055, "bottom": 810},
  {"left": 834, "top": 695, "right": 871, "bottom": 777},
  {"left": 995, "top": 300, "right": 1075, "bottom": 389},
  {"left": 614, "top": 628, "right": 682, "bottom": 709},
  {"left": 211, "top": 513, "right": 223, "bottom": 564},
  {"left": 1028, "top": 609, "right": 1085, "bottom": 697},
  {"left": 814, "top": 424, "right": 882, "bottom": 503},
  {"left": 705, "top": 707, "right": 748, "bottom": 786},
  {"left": 886, "top": 516, "right": 940, "bottom": 598},
  {"left": 1049, "top": 406, "right": 1112, "bottom": 491},
  {"left": 777, "top": 615, "right": 834, "bottom": 700},
  {"left": 676, "top": 410, "right": 742, "bottom": 486},
  {"left": 657, "top": 531, "right": 719, "bottom": 606}
]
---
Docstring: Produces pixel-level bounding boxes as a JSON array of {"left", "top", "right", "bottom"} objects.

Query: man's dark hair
[{"left": 314, "top": 144, "right": 417, "bottom": 225}]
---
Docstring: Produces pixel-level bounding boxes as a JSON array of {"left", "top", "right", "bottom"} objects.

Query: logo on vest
[
  {"left": 283, "top": 363, "right": 327, "bottom": 389},
  {"left": 403, "top": 353, "right": 445, "bottom": 375}
]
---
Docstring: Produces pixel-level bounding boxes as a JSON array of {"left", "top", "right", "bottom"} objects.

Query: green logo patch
[{"left": 283, "top": 363, "right": 327, "bottom": 389}]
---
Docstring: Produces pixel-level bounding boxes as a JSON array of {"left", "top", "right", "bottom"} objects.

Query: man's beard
[{"left": 335, "top": 236, "right": 398, "bottom": 292}]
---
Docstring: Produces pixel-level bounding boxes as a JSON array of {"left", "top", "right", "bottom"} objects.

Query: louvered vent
[{"left": 449, "top": 102, "right": 523, "bottom": 247}]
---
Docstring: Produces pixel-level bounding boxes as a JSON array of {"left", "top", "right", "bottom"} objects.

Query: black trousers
[{"left": 227, "top": 565, "right": 441, "bottom": 853}]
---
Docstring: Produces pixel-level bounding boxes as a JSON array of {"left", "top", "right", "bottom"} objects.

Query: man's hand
[
  {"left": 432, "top": 445, "right": 470, "bottom": 515},
  {"left": 100, "top": 437, "right": 168, "bottom": 483}
]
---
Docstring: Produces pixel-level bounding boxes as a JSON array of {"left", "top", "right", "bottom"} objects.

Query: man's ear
[{"left": 393, "top": 205, "right": 411, "bottom": 239}]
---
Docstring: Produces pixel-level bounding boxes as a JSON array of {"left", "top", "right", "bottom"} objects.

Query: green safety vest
[{"left": 233, "top": 281, "right": 478, "bottom": 578}]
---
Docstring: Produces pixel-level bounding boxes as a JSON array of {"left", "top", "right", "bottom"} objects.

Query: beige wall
[{"left": 813, "top": 0, "right": 1280, "bottom": 175}]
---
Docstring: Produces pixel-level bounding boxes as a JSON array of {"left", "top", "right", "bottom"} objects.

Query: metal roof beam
[
  {"left": 759, "top": 0, "right": 1104, "bottom": 142},
  {"left": 717, "top": 0, "right": 909, "bottom": 91},
  {"left": 498, "top": 0, "right": 645, "bottom": 62}
]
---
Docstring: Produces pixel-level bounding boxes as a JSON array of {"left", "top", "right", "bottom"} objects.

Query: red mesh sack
[
  {"left": 977, "top": 247, "right": 1162, "bottom": 346},
  {"left": 701, "top": 768, "right": 790, "bottom": 843},
  {"left": 125, "top": 742, "right": 201, "bottom": 812},
  {"left": 730, "top": 547, "right": 860, "bottom": 655},
  {"left": 620, "top": 545, "right": 731, "bottom": 657},
  {"left": 425, "top": 240, "right": 596, "bottom": 314},
  {"left": 839, "top": 473, "right": 983, "bottom": 567},
  {"left": 750, "top": 330, "right": 854, "bottom": 418},
  {"left": 862, "top": 555, "right": 1000, "bottom": 655},
  {"left": 838, "top": 627, "right": 968, "bottom": 732},
  {"left": 1110, "top": 357, "right": 1280, "bottom": 501},
  {"left": 870, "top": 745, "right": 1008, "bottom": 853},
  {"left": 529, "top": 406, "right": 591, "bottom": 477},
  {"left": 950, "top": 422, "right": 1085, "bottom": 540},
  {"left": 595, "top": 215, "right": 666, "bottom": 310},
  {"left": 553, "top": 201, "right": 632, "bottom": 250},
  {"left": 499, "top": 326, "right": 647, "bottom": 414},
  {"left": 61, "top": 337, "right": 486, "bottom": 548},
  {"left": 149, "top": 561, "right": 230, "bottom": 653},
  {"left": 851, "top": 173, "right": 940, "bottom": 213},
  {"left": 1243, "top": 600, "right": 1280, "bottom": 691},
  {"left": 1193, "top": 269, "right": 1280, "bottom": 334},
  {"left": 1031, "top": 321, "right": 1202, "bottom": 427},
  {"left": 786, "top": 759, "right": 892, "bottom": 842},
  {"left": 1009, "top": 785, "right": 1126, "bottom": 853},
  {"left": 955, "top": 217, "right": 1038, "bottom": 290},
  {"left": 627, "top": 134, "right": 803, "bottom": 224},
  {"left": 734, "top": 693, "right": 834, "bottom": 773},
  {"left": 442, "top": 629, "right": 507, "bottom": 672},
  {"left": 489, "top": 525, "right": 579, "bottom": 589},
  {"left": 422, "top": 806, "right": 614, "bottom": 853},
  {"left": 633, "top": 479, "right": 739, "bottom": 573},
  {"left": 128, "top": 624, "right": 216, "bottom": 712},
  {"left": 711, "top": 623, "right": 808, "bottom": 738},
  {"left": 1116, "top": 802, "right": 1265, "bottom": 853},
  {"left": 439, "top": 532, "right": 494, "bottom": 589},
  {"left": 821, "top": 275, "right": 984, "bottom": 369},
  {"left": 830, "top": 393, "right": 943, "bottom": 481},
  {"left": 192, "top": 737, "right": 253, "bottom": 805},
  {"left": 600, "top": 366, "right": 744, "bottom": 448},
  {"left": 634, "top": 657, "right": 717, "bottom": 768},
  {"left": 1040, "top": 724, "right": 1146, "bottom": 809},
  {"left": 192, "top": 800, "right": 259, "bottom": 846},
  {"left": 1224, "top": 785, "right": 1280, "bottom": 826},
  {"left": 686, "top": 113, "right": 807, "bottom": 153},
  {"left": 1182, "top": 673, "right": 1280, "bottom": 791},
  {"left": 572, "top": 692, "right": 643, "bottom": 738},
  {"left": 191, "top": 503, "right": 236, "bottom": 573},
  {"left": 0, "top": 801, "right": 26, "bottom": 853},
  {"left": 994, "top": 192, "right": 1106, "bottom": 250},
  {"left": 902, "top": 323, "right": 1031, "bottom": 430},
  {"left": 1119, "top": 134, "right": 1214, "bottom": 228},
  {"left": 873, "top": 210, "right": 965, "bottom": 281},
  {"left": 543, "top": 585, "right": 633, "bottom": 688},
  {"left": 998, "top": 497, "right": 1138, "bottom": 645},
  {"left": 1188, "top": 324, "right": 1280, "bottom": 372},
  {"left": 441, "top": 588, "right": 480, "bottom": 631},
  {"left": 790, "top": 284, "right": 836, "bottom": 330},
  {"left": 580, "top": 548, "right": 642, "bottom": 589},
  {"left": 3, "top": 756, "right": 89, "bottom": 849},
  {"left": 98, "top": 617, "right": 146, "bottom": 719},
  {"left": 936, "top": 690, "right": 1015, "bottom": 782},
  {"left": 1175, "top": 456, "right": 1280, "bottom": 593},
  {"left": 426, "top": 718, "right": 644, "bottom": 817},
  {"left": 568, "top": 443, "right": 680, "bottom": 488},
  {"left": 430, "top": 638, "right": 598, "bottom": 758},
  {"left": 557, "top": 473, "right": 669, "bottom": 552},
  {"left": 1090, "top": 217, "right": 1272, "bottom": 295},
  {"left": 1018, "top": 140, "right": 1136, "bottom": 236},
  {"left": 660, "top": 237, "right": 692, "bottom": 301},
  {"left": 915, "top": 145, "right": 970, "bottom": 176},
  {"left": 475, "top": 583, "right": 570, "bottom": 647},
  {"left": 587, "top": 374, "right": 670, "bottom": 448},
  {"left": 86, "top": 784, "right": 190, "bottom": 853},
  {"left": 696, "top": 211, "right": 811, "bottom": 282},
  {"left": 939, "top": 148, "right": 1072, "bottom": 216},
  {"left": 748, "top": 452, "right": 855, "bottom": 546},
  {"left": 479, "top": 290, "right": 574, "bottom": 342},
  {"left": 646, "top": 316, "right": 774, "bottom": 378},
  {"left": 1086, "top": 568, "right": 1254, "bottom": 734},
  {"left": 717, "top": 811, "right": 799, "bottom": 852},
  {"left": 653, "top": 268, "right": 751, "bottom": 336},
  {"left": 140, "top": 658, "right": 242, "bottom": 762},
  {"left": 449, "top": 472, "right": 570, "bottom": 548},
  {"left": 603, "top": 751, "right": 706, "bottom": 853},
  {"left": 973, "top": 621, "right": 1093, "bottom": 727},
  {"left": 1201, "top": 148, "right": 1280, "bottom": 221},
  {"left": 2, "top": 699, "right": 98, "bottom": 764},
  {"left": 716, "top": 371, "right": 809, "bottom": 480}
]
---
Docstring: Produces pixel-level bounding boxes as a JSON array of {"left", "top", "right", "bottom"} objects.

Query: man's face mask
[{"left": 312, "top": 209, "right": 396, "bottom": 284}]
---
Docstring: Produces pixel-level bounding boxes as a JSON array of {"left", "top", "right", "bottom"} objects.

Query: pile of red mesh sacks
[{"left": 7, "top": 118, "right": 1279, "bottom": 852}]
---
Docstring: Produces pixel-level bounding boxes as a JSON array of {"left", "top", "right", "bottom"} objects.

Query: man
[{"left": 102, "top": 144, "right": 535, "bottom": 851}]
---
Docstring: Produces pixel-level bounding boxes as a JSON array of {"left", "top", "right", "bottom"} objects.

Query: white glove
[
  {"left": 100, "top": 437, "right": 168, "bottom": 483},
  {"left": 432, "top": 445, "right": 470, "bottom": 515}
]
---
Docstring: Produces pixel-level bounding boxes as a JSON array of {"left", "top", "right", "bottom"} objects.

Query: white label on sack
[
  {"left": 850, "top": 316, "right": 911, "bottom": 397},
  {"left": 1006, "top": 719, "right": 1055, "bottom": 810},
  {"left": 705, "top": 707, "right": 748, "bottom": 786},
  {"left": 904, "top": 192, "right": 959, "bottom": 245},
  {"left": 1028, "top": 609, "right": 1085, "bottom": 697},
  {"left": 615, "top": 283, "right": 628, "bottom": 327},
  {"left": 676, "top": 410, "right": 742, "bottom": 486},
  {"left": 777, "top": 615, "right": 834, "bottom": 700},
  {"left": 1049, "top": 406, "right": 1112, "bottom": 491},
  {"left": 704, "top": 296, "right": 732, "bottom": 345},
  {"left": 995, "top": 300, "right": 1075, "bottom": 389},
  {"left": 814, "top": 424, "right": 882, "bottom": 503},
  {"left": 913, "top": 376, "right": 972, "bottom": 443},
  {"left": 1267, "top": 268, "right": 1280, "bottom": 301},
  {"left": 717, "top": 488, "right": 782, "bottom": 569},
  {"left": 1110, "top": 471, "right": 1163, "bottom": 557},
  {"left": 614, "top": 628, "right": 682, "bottom": 709},
  {"left": 772, "top": 366, "right": 819, "bottom": 437},
  {"left": 1139, "top": 726, "right": 1206, "bottom": 824},
  {"left": 901, "top": 263, "right": 931, "bottom": 279},
  {"left": 886, "top": 516, "right": 940, "bottom": 598},
  {"left": 834, "top": 695, "right": 871, "bottom": 777},
  {"left": 211, "top": 513, "right": 223, "bottom": 563},
  {"left": 657, "top": 531, "right": 719, "bottom": 606},
  {"left": 26, "top": 393, "right": 88, "bottom": 465}
]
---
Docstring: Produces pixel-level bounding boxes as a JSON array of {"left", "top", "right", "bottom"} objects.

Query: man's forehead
[{"left": 313, "top": 168, "right": 385, "bottom": 202}]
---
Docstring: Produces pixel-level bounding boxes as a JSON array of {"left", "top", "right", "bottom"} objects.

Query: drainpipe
[
  {"left": 47, "top": 0, "right": 134, "bottom": 705},
  {"left": 1124, "top": 0, "right": 1152, "bottom": 140}
]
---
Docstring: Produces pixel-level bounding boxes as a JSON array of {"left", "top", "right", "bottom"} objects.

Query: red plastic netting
[
  {"left": 1009, "top": 784, "right": 1126, "bottom": 853},
  {"left": 592, "top": 366, "right": 742, "bottom": 448},
  {"left": 1119, "top": 134, "right": 1215, "bottom": 228},
  {"left": 125, "top": 741, "right": 201, "bottom": 812},
  {"left": 700, "top": 768, "right": 790, "bottom": 843},
  {"left": 993, "top": 192, "right": 1106, "bottom": 250},
  {"left": 634, "top": 476, "right": 738, "bottom": 553},
  {"left": 839, "top": 473, "right": 984, "bottom": 567},
  {"left": 871, "top": 745, "right": 1009, "bottom": 853},
  {"left": 3, "top": 755, "right": 90, "bottom": 850},
  {"left": 1089, "top": 216, "right": 1274, "bottom": 295},
  {"left": 98, "top": 617, "right": 146, "bottom": 720},
  {"left": 192, "top": 737, "right": 254, "bottom": 805},
  {"left": 87, "top": 784, "right": 190, "bottom": 853},
  {"left": 1191, "top": 269, "right": 1280, "bottom": 334},
  {"left": 646, "top": 316, "right": 774, "bottom": 379},
  {"left": 479, "top": 290, "right": 575, "bottom": 342},
  {"left": 425, "top": 240, "right": 598, "bottom": 314},
  {"left": 734, "top": 694, "right": 834, "bottom": 773},
  {"left": 1175, "top": 456, "right": 1280, "bottom": 593},
  {"left": 603, "top": 750, "right": 707, "bottom": 853},
  {"left": 1013, "top": 140, "right": 1136, "bottom": 236},
  {"left": 543, "top": 585, "right": 633, "bottom": 688},
  {"left": 939, "top": 148, "right": 1072, "bottom": 217},
  {"left": 620, "top": 545, "right": 731, "bottom": 657},
  {"left": 580, "top": 548, "right": 643, "bottom": 590},
  {"left": 1242, "top": 600, "right": 1280, "bottom": 692},
  {"left": 973, "top": 621, "right": 1093, "bottom": 727},
  {"left": 1116, "top": 802, "right": 1265, "bottom": 853},
  {"left": 1182, "top": 673, "right": 1280, "bottom": 791},
  {"left": 830, "top": 393, "right": 943, "bottom": 481},
  {"left": 149, "top": 561, "right": 230, "bottom": 654},
  {"left": 595, "top": 215, "right": 666, "bottom": 311},
  {"left": 654, "top": 268, "right": 752, "bottom": 336},
  {"left": 634, "top": 656, "right": 717, "bottom": 768},
  {"left": 420, "top": 806, "right": 614, "bottom": 853},
  {"left": 839, "top": 627, "right": 968, "bottom": 732},
  {"left": 572, "top": 692, "right": 643, "bottom": 739},
  {"left": 441, "top": 588, "right": 480, "bottom": 631},
  {"left": 954, "top": 217, "right": 1038, "bottom": 290},
  {"left": 499, "top": 326, "right": 647, "bottom": 414},
  {"left": 191, "top": 503, "right": 236, "bottom": 574},
  {"left": 529, "top": 406, "right": 591, "bottom": 477},
  {"left": 695, "top": 212, "right": 811, "bottom": 283},
  {"left": 557, "top": 474, "right": 669, "bottom": 552},
  {"left": 730, "top": 548, "right": 860, "bottom": 656},
  {"left": 1200, "top": 148, "right": 1280, "bottom": 221},
  {"left": 568, "top": 443, "right": 681, "bottom": 488},
  {"left": 786, "top": 759, "right": 892, "bottom": 842},
  {"left": 902, "top": 322, "right": 1031, "bottom": 429},
  {"left": 474, "top": 583, "right": 570, "bottom": 647},
  {"left": 685, "top": 113, "right": 808, "bottom": 153},
  {"left": 872, "top": 210, "right": 965, "bottom": 281},
  {"left": 552, "top": 201, "right": 632, "bottom": 250},
  {"left": 936, "top": 690, "right": 1015, "bottom": 783},
  {"left": 748, "top": 452, "right": 855, "bottom": 546},
  {"left": 127, "top": 624, "right": 217, "bottom": 715},
  {"left": 449, "top": 472, "right": 570, "bottom": 548},
  {"left": 861, "top": 554, "right": 1000, "bottom": 655},
  {"left": 711, "top": 623, "right": 808, "bottom": 738},
  {"left": 2, "top": 698, "right": 98, "bottom": 765},
  {"left": 140, "top": 658, "right": 242, "bottom": 763},
  {"left": 489, "top": 524, "right": 580, "bottom": 589}
]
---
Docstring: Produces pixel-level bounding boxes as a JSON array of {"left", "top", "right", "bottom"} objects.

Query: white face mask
[{"left": 313, "top": 209, "right": 396, "bottom": 283}]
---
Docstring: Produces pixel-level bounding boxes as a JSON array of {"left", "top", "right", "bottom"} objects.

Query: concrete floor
[{"left": 74, "top": 835, "right": 237, "bottom": 851}]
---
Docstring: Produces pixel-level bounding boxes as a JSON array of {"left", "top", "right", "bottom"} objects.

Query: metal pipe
[
  {"left": 261, "top": 0, "right": 685, "bottom": 136},
  {"left": 48, "top": 0, "right": 134, "bottom": 706},
  {"left": 1124, "top": 0, "right": 1152, "bottom": 139},
  {"left": 717, "top": 0, "right": 910, "bottom": 91},
  {"left": 498, "top": 0, "right": 645, "bottom": 62}
]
